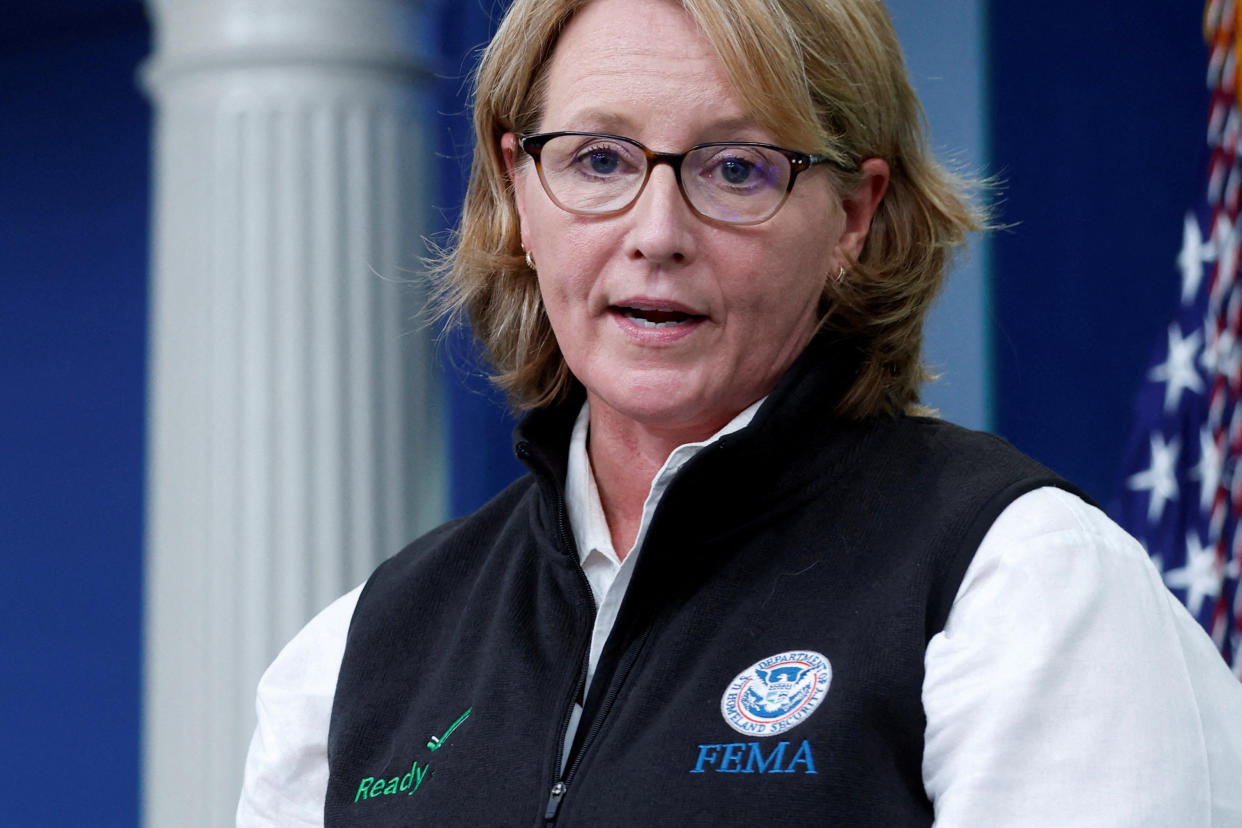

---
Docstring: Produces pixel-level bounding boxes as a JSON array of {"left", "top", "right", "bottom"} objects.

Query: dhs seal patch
[{"left": 720, "top": 650, "right": 832, "bottom": 737}]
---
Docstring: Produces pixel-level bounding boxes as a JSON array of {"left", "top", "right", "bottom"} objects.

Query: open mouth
[{"left": 613, "top": 304, "right": 706, "bottom": 328}]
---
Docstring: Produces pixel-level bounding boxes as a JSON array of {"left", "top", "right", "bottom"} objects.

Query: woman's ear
[
  {"left": 836, "top": 157, "right": 890, "bottom": 263},
  {"left": 500, "top": 132, "right": 530, "bottom": 242}
]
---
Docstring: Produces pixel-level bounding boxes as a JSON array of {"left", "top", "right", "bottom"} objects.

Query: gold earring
[{"left": 524, "top": 249, "right": 537, "bottom": 271}]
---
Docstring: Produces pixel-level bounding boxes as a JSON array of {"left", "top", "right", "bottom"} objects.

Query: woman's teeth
[{"left": 618, "top": 306, "right": 696, "bottom": 327}]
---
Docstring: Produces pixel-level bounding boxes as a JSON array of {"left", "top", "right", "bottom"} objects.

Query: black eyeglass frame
[{"left": 518, "top": 131, "right": 849, "bottom": 226}]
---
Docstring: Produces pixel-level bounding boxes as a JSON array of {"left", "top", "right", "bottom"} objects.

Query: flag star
[
  {"left": 1163, "top": 532, "right": 1222, "bottom": 616},
  {"left": 1127, "top": 433, "right": 1181, "bottom": 523},
  {"left": 1178, "top": 213, "right": 1208, "bottom": 303},
  {"left": 1148, "top": 323, "right": 1204, "bottom": 411},
  {"left": 1191, "top": 425, "right": 1225, "bottom": 510},
  {"left": 1200, "top": 326, "right": 1236, "bottom": 376}
]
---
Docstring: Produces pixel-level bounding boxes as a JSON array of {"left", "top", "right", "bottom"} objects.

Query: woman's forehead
[{"left": 539, "top": 0, "right": 760, "bottom": 141}]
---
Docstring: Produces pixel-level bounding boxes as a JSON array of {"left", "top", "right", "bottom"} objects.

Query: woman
[{"left": 239, "top": 0, "right": 1242, "bottom": 824}]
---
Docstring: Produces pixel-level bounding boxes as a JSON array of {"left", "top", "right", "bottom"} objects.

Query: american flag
[{"left": 1115, "top": 0, "right": 1242, "bottom": 677}]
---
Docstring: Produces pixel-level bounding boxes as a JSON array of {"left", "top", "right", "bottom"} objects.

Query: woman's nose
[{"left": 625, "top": 165, "right": 695, "bottom": 265}]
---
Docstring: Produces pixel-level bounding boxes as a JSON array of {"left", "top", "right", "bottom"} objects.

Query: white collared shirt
[
  {"left": 559, "top": 399, "right": 762, "bottom": 769},
  {"left": 237, "top": 409, "right": 1242, "bottom": 826}
]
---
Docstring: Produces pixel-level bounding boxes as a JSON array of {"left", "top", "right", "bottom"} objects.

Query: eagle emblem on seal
[{"left": 720, "top": 650, "right": 832, "bottom": 736}]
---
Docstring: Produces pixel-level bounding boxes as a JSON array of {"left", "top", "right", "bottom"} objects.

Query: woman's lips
[
  {"left": 609, "top": 300, "right": 707, "bottom": 329},
  {"left": 608, "top": 301, "right": 707, "bottom": 343}
]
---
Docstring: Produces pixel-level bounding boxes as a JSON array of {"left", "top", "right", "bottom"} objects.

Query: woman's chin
[{"left": 586, "top": 376, "right": 745, "bottom": 441}]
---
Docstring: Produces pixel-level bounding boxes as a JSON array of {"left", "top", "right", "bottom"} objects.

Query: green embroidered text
[
  {"left": 354, "top": 762, "right": 429, "bottom": 802},
  {"left": 352, "top": 708, "right": 472, "bottom": 804}
]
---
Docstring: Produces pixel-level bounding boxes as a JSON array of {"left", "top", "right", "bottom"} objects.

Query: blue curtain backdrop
[
  {"left": 988, "top": 4, "right": 1207, "bottom": 502},
  {"left": 0, "top": 1, "right": 1210, "bottom": 824}
]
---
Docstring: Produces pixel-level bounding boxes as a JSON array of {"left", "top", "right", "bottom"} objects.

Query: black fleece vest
[{"left": 324, "top": 342, "right": 1084, "bottom": 827}]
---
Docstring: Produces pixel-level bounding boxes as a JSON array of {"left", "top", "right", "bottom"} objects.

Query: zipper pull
[{"left": 544, "top": 781, "right": 568, "bottom": 821}]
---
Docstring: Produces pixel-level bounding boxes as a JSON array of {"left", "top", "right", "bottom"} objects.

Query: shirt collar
[{"left": 564, "top": 398, "right": 763, "bottom": 565}]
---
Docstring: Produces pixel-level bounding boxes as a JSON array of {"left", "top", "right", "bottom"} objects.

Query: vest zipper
[
  {"left": 542, "top": 493, "right": 594, "bottom": 826},
  {"left": 523, "top": 436, "right": 660, "bottom": 825},
  {"left": 541, "top": 440, "right": 686, "bottom": 825},
  {"left": 543, "top": 781, "right": 567, "bottom": 821},
  {"left": 544, "top": 625, "right": 653, "bottom": 826}
]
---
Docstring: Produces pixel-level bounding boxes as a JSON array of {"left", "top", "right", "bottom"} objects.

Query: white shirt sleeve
[
  {"left": 923, "top": 487, "right": 1242, "bottom": 827},
  {"left": 236, "top": 584, "right": 361, "bottom": 828}
]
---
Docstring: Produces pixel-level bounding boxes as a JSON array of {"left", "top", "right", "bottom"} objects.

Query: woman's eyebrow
[
  {"left": 550, "top": 108, "right": 636, "bottom": 134},
  {"left": 549, "top": 110, "right": 766, "bottom": 143}
]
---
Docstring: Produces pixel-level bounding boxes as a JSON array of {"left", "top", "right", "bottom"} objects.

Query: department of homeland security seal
[{"left": 720, "top": 650, "right": 832, "bottom": 736}]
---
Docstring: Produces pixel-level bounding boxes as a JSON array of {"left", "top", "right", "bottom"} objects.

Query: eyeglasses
[{"left": 519, "top": 131, "right": 842, "bottom": 226}]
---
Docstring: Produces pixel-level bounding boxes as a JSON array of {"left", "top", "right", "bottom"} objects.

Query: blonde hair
[{"left": 431, "top": 0, "right": 982, "bottom": 417}]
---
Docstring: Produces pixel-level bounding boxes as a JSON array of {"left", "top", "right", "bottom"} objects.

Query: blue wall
[
  {"left": 433, "top": 2, "right": 527, "bottom": 516},
  {"left": 1, "top": 3, "right": 149, "bottom": 825},
  {"left": 988, "top": 4, "right": 1207, "bottom": 502}
]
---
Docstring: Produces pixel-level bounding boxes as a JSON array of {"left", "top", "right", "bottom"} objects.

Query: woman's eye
[
  {"left": 717, "top": 158, "right": 754, "bottom": 185},
  {"left": 699, "top": 149, "right": 777, "bottom": 190},
  {"left": 586, "top": 150, "right": 620, "bottom": 174},
  {"left": 572, "top": 144, "right": 629, "bottom": 176}
]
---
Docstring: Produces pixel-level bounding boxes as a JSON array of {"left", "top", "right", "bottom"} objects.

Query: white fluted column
[{"left": 141, "top": 2, "right": 443, "bottom": 823}]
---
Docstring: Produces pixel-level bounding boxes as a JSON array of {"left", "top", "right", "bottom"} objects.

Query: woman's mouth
[{"left": 612, "top": 303, "right": 706, "bottom": 328}]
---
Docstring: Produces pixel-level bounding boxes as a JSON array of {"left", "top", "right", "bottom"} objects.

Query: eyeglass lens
[{"left": 534, "top": 134, "right": 794, "bottom": 224}]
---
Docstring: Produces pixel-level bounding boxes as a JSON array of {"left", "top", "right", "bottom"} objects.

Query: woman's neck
[{"left": 585, "top": 396, "right": 737, "bottom": 559}]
